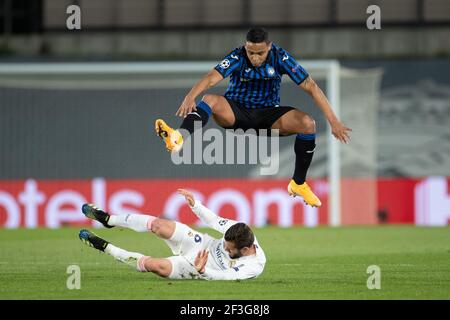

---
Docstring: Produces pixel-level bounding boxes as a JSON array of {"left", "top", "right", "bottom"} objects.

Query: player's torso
[
  {"left": 225, "top": 47, "right": 283, "bottom": 107},
  {"left": 206, "top": 238, "right": 265, "bottom": 272}
]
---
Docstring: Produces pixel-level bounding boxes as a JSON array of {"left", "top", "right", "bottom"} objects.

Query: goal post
[
  {"left": 327, "top": 61, "right": 341, "bottom": 227},
  {"left": 0, "top": 60, "right": 344, "bottom": 226}
]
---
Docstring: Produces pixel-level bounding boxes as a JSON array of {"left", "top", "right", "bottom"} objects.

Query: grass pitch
[{"left": 0, "top": 226, "right": 449, "bottom": 300}]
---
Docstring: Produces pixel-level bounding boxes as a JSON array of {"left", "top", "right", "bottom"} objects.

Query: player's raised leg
[
  {"left": 81, "top": 205, "right": 207, "bottom": 276},
  {"left": 155, "top": 98, "right": 211, "bottom": 153},
  {"left": 106, "top": 210, "right": 203, "bottom": 261},
  {"left": 81, "top": 203, "right": 114, "bottom": 228},
  {"left": 82, "top": 203, "right": 177, "bottom": 236},
  {"left": 155, "top": 94, "right": 235, "bottom": 152},
  {"left": 272, "top": 109, "right": 322, "bottom": 207},
  {"left": 78, "top": 229, "right": 172, "bottom": 277}
]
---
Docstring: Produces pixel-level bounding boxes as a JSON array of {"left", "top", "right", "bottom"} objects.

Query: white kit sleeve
[{"left": 190, "top": 200, "right": 238, "bottom": 234}]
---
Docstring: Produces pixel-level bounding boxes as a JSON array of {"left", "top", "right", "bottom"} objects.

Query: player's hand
[
  {"left": 176, "top": 96, "right": 197, "bottom": 118},
  {"left": 330, "top": 120, "right": 352, "bottom": 144},
  {"left": 194, "top": 250, "right": 208, "bottom": 274},
  {"left": 177, "top": 189, "right": 195, "bottom": 207}
]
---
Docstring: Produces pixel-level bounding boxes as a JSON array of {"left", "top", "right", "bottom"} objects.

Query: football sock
[
  {"left": 179, "top": 101, "right": 212, "bottom": 135},
  {"left": 104, "top": 243, "right": 149, "bottom": 271},
  {"left": 107, "top": 214, "right": 156, "bottom": 232},
  {"left": 293, "top": 133, "right": 316, "bottom": 185}
]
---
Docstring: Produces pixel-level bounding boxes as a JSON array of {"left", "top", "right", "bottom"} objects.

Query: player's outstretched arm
[
  {"left": 177, "top": 189, "right": 238, "bottom": 233},
  {"left": 176, "top": 69, "right": 224, "bottom": 118},
  {"left": 299, "top": 76, "right": 352, "bottom": 144}
]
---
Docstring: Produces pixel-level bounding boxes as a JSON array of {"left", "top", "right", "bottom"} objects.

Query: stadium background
[
  {"left": 1, "top": 0, "right": 450, "bottom": 301},
  {"left": 1, "top": 0, "right": 449, "bottom": 229}
]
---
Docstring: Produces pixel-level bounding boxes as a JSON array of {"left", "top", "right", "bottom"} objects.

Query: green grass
[{"left": 0, "top": 226, "right": 449, "bottom": 299}]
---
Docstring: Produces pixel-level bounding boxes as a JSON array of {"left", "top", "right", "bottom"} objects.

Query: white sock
[
  {"left": 108, "top": 213, "right": 152, "bottom": 232},
  {"left": 104, "top": 244, "right": 147, "bottom": 271}
]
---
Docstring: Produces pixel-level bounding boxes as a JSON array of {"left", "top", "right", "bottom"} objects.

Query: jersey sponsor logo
[
  {"left": 215, "top": 244, "right": 226, "bottom": 268},
  {"left": 194, "top": 234, "right": 202, "bottom": 243},
  {"left": 220, "top": 59, "right": 230, "bottom": 69},
  {"left": 230, "top": 54, "right": 239, "bottom": 60}
]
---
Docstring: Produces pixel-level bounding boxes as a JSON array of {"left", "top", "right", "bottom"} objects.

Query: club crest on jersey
[
  {"left": 220, "top": 59, "right": 230, "bottom": 69},
  {"left": 188, "top": 231, "right": 194, "bottom": 237},
  {"left": 229, "top": 260, "right": 236, "bottom": 268},
  {"left": 218, "top": 219, "right": 229, "bottom": 226},
  {"left": 267, "top": 67, "right": 275, "bottom": 76}
]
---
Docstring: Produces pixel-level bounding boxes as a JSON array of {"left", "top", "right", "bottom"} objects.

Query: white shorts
[{"left": 164, "top": 222, "right": 215, "bottom": 280}]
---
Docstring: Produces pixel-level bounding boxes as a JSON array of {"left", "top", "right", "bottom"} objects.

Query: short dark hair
[
  {"left": 224, "top": 223, "right": 255, "bottom": 249},
  {"left": 246, "top": 27, "right": 269, "bottom": 44}
]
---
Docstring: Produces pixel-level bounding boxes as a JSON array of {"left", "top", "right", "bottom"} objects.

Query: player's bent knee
[
  {"left": 150, "top": 218, "right": 175, "bottom": 239},
  {"left": 301, "top": 115, "right": 316, "bottom": 134},
  {"left": 202, "top": 94, "right": 218, "bottom": 107},
  {"left": 150, "top": 218, "right": 164, "bottom": 234},
  {"left": 145, "top": 259, "right": 172, "bottom": 277}
]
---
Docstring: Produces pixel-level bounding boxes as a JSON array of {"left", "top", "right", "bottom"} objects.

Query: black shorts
[{"left": 223, "top": 98, "right": 295, "bottom": 131}]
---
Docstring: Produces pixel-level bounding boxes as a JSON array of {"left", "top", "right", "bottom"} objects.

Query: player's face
[
  {"left": 224, "top": 241, "right": 244, "bottom": 259},
  {"left": 245, "top": 41, "right": 272, "bottom": 67}
]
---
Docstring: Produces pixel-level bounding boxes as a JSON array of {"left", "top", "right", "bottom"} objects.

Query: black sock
[
  {"left": 293, "top": 134, "right": 316, "bottom": 185},
  {"left": 179, "top": 101, "right": 211, "bottom": 135}
]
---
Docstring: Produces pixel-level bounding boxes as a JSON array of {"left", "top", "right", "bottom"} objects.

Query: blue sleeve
[
  {"left": 278, "top": 48, "right": 309, "bottom": 85},
  {"left": 214, "top": 48, "right": 242, "bottom": 78}
]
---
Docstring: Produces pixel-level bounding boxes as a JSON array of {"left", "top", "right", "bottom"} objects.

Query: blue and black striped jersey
[{"left": 214, "top": 43, "right": 309, "bottom": 108}]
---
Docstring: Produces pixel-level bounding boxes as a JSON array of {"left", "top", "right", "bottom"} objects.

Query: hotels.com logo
[
  {"left": 0, "top": 179, "right": 144, "bottom": 228},
  {"left": 0, "top": 178, "right": 319, "bottom": 228}
]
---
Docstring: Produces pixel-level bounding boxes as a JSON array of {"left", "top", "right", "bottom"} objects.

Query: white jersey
[{"left": 190, "top": 201, "right": 266, "bottom": 281}]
